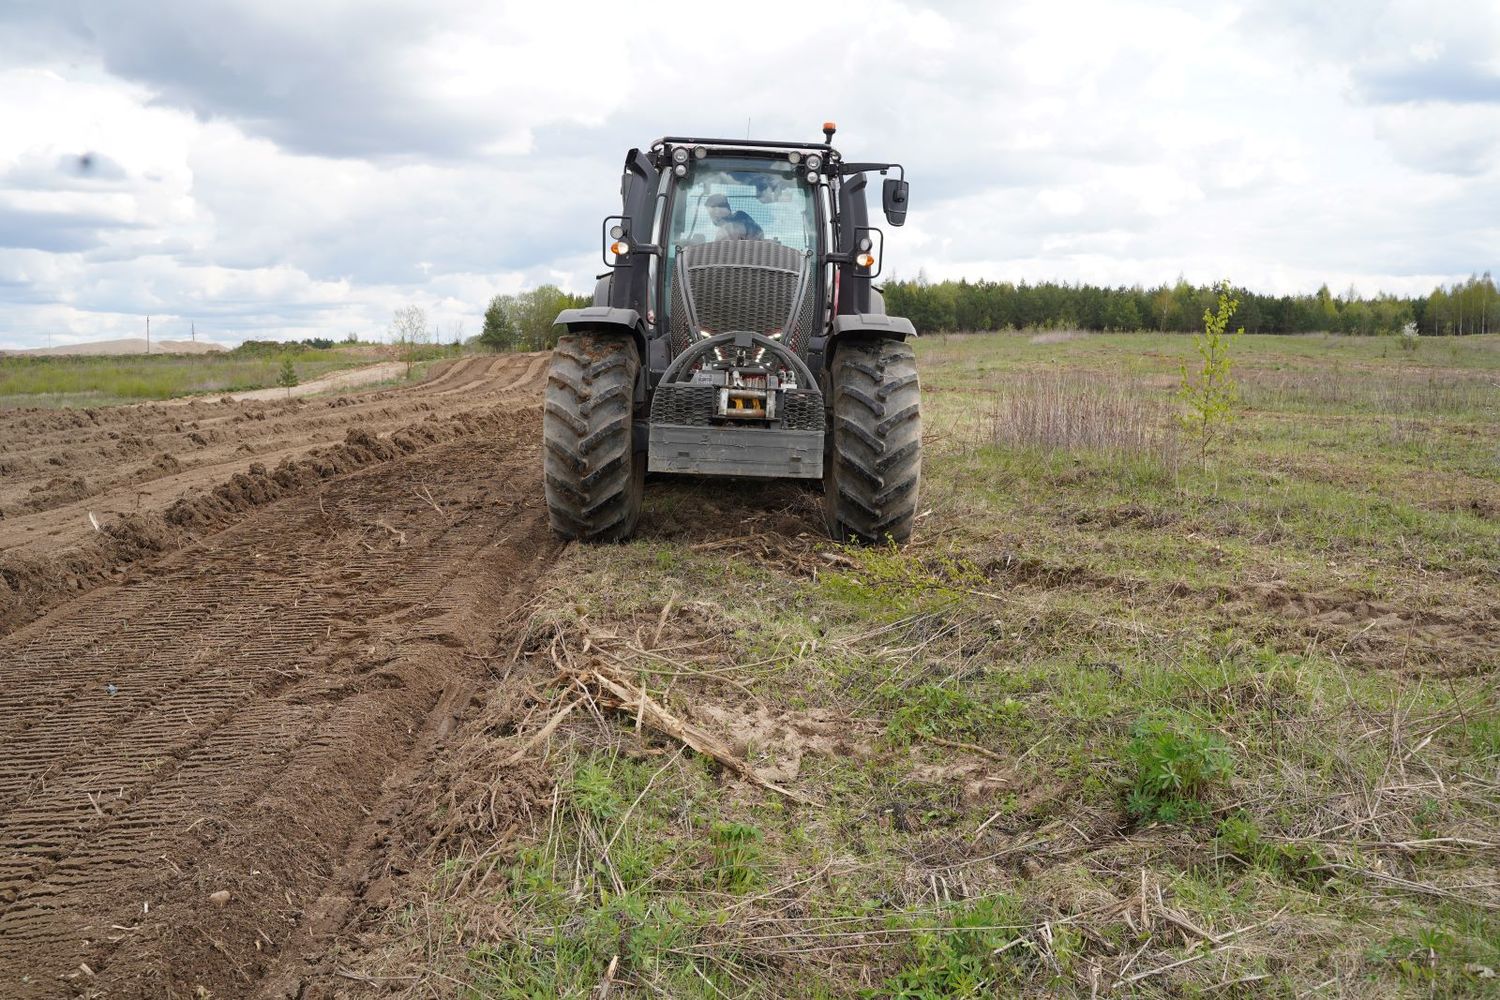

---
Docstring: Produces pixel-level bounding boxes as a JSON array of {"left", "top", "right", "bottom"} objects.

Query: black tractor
[{"left": 544, "top": 123, "right": 919, "bottom": 543}]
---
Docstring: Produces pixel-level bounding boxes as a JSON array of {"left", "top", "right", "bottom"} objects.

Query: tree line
[
  {"left": 479, "top": 286, "right": 589, "bottom": 351},
  {"left": 881, "top": 273, "right": 1500, "bottom": 336},
  {"left": 468, "top": 273, "right": 1498, "bottom": 349}
]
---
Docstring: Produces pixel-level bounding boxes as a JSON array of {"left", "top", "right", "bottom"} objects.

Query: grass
[
  {"left": 952, "top": 370, "right": 1183, "bottom": 467},
  {"left": 357, "top": 331, "right": 1498, "bottom": 997},
  {"left": 0, "top": 343, "right": 462, "bottom": 407}
]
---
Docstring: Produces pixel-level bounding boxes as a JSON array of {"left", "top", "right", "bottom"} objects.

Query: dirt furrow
[
  {"left": 0, "top": 353, "right": 557, "bottom": 997},
  {"left": 0, "top": 354, "right": 539, "bottom": 523},
  {"left": 420, "top": 353, "right": 519, "bottom": 396},
  {"left": 0, "top": 354, "right": 549, "bottom": 636}
]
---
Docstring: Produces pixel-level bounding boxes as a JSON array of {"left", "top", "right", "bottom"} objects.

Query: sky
[{"left": 0, "top": 0, "right": 1496, "bottom": 349}]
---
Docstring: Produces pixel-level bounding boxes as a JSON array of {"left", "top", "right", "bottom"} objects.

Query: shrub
[
  {"left": 571, "top": 761, "right": 624, "bottom": 821},
  {"left": 885, "top": 684, "right": 1022, "bottom": 746},
  {"left": 881, "top": 896, "right": 1031, "bottom": 998},
  {"left": 234, "top": 339, "right": 303, "bottom": 357},
  {"left": 1178, "top": 279, "right": 1243, "bottom": 460},
  {"left": 1124, "top": 713, "right": 1233, "bottom": 822}
]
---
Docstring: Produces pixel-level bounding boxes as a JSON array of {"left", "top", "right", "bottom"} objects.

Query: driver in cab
[{"left": 705, "top": 194, "right": 764, "bottom": 240}]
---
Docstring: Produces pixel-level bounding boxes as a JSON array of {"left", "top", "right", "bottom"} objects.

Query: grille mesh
[
  {"left": 650, "top": 383, "right": 717, "bottom": 426},
  {"left": 667, "top": 239, "right": 815, "bottom": 359},
  {"left": 794, "top": 265, "right": 819, "bottom": 356},
  {"left": 669, "top": 266, "right": 696, "bottom": 358},
  {"left": 783, "top": 390, "right": 825, "bottom": 431}
]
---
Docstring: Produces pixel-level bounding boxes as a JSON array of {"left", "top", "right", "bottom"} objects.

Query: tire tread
[
  {"left": 823, "top": 340, "right": 922, "bottom": 544},
  {"left": 542, "top": 335, "right": 643, "bottom": 541}
]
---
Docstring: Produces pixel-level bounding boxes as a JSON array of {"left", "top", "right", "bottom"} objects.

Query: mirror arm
[{"left": 839, "top": 162, "right": 904, "bottom": 181}]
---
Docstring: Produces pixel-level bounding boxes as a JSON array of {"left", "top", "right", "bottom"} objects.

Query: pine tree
[{"left": 277, "top": 356, "right": 298, "bottom": 396}]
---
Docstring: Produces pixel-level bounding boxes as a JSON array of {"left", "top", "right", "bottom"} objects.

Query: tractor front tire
[
  {"left": 543, "top": 334, "right": 643, "bottom": 542},
  {"left": 823, "top": 339, "right": 922, "bottom": 544}
]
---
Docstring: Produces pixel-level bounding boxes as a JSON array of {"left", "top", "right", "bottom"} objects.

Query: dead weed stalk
[{"left": 966, "top": 371, "right": 1182, "bottom": 467}]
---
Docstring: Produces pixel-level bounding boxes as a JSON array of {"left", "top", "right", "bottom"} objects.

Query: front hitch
[{"left": 647, "top": 332, "right": 825, "bottom": 479}]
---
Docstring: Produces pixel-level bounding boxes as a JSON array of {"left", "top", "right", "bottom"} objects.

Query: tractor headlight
[
  {"left": 805, "top": 154, "right": 822, "bottom": 173},
  {"left": 788, "top": 151, "right": 802, "bottom": 164},
  {"left": 674, "top": 163, "right": 687, "bottom": 177},
  {"left": 672, "top": 147, "right": 689, "bottom": 165},
  {"left": 609, "top": 224, "right": 625, "bottom": 239},
  {"left": 610, "top": 239, "right": 631, "bottom": 256},
  {"left": 694, "top": 145, "right": 708, "bottom": 159},
  {"left": 855, "top": 252, "right": 875, "bottom": 269}
]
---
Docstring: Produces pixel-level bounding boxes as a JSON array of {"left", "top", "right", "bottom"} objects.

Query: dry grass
[
  {"left": 355, "top": 579, "right": 1500, "bottom": 998},
  {"left": 1238, "top": 369, "right": 1499, "bottom": 416},
  {"left": 1028, "top": 330, "right": 1092, "bottom": 346},
  {"left": 960, "top": 371, "right": 1182, "bottom": 467}
]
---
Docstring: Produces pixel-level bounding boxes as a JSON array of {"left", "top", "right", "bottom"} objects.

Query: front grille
[
  {"left": 783, "top": 390, "right": 825, "bottom": 431},
  {"left": 651, "top": 383, "right": 717, "bottom": 426},
  {"left": 668, "top": 239, "right": 816, "bottom": 360}
]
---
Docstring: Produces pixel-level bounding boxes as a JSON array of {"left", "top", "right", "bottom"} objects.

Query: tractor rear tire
[
  {"left": 823, "top": 339, "right": 922, "bottom": 544},
  {"left": 543, "top": 334, "right": 643, "bottom": 542}
]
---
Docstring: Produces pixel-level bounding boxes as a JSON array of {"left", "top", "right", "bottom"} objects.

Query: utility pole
[
  {"left": 146, "top": 315, "right": 151, "bottom": 354},
  {"left": 191, "top": 321, "right": 196, "bottom": 343}
]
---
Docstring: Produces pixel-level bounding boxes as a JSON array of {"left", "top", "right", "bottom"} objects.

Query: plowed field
[{"left": 0, "top": 354, "right": 557, "bottom": 997}]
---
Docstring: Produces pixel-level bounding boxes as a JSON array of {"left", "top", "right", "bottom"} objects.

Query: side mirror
[{"left": 882, "top": 178, "right": 909, "bottom": 227}]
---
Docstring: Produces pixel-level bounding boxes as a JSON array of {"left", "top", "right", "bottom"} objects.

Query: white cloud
[{"left": 0, "top": 0, "right": 1496, "bottom": 348}]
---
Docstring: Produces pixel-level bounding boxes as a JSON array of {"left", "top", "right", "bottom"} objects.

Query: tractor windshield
[
  {"left": 667, "top": 157, "right": 816, "bottom": 251},
  {"left": 663, "top": 157, "right": 817, "bottom": 321}
]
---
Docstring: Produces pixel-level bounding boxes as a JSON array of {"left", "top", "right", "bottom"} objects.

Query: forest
[{"left": 882, "top": 272, "right": 1500, "bottom": 336}]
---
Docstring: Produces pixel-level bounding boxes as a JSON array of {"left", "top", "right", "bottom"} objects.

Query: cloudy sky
[{"left": 1, "top": 0, "right": 1496, "bottom": 349}]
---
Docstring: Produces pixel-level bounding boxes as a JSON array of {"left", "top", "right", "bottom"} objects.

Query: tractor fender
[
  {"left": 831, "top": 313, "right": 916, "bottom": 339},
  {"left": 811, "top": 311, "right": 916, "bottom": 399},
  {"left": 555, "top": 305, "right": 641, "bottom": 334}
]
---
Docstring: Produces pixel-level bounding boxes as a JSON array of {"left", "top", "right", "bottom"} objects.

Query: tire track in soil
[
  {"left": 0, "top": 354, "right": 528, "bottom": 521},
  {"left": 0, "top": 354, "right": 549, "bottom": 635},
  {"left": 0, "top": 358, "right": 558, "bottom": 997},
  {"left": 0, "top": 355, "right": 533, "bottom": 540}
]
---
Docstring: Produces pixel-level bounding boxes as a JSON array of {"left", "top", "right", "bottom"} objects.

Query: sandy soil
[
  {"left": 0, "top": 352, "right": 557, "bottom": 997},
  {"left": 154, "top": 359, "right": 410, "bottom": 405},
  {"left": 1, "top": 338, "right": 229, "bottom": 356}
]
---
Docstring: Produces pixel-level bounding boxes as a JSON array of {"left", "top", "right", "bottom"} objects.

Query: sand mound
[{"left": 2, "top": 338, "right": 229, "bottom": 357}]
